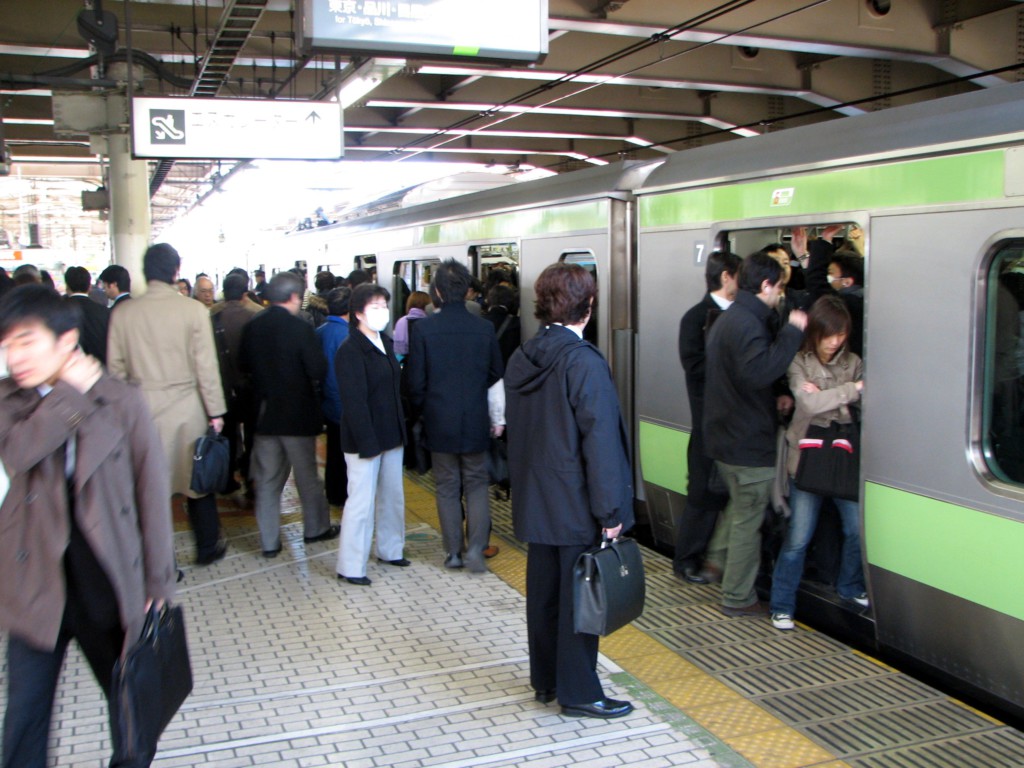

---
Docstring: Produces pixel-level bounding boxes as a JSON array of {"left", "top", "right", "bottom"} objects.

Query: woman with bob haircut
[
  {"left": 770, "top": 294, "right": 867, "bottom": 632},
  {"left": 504, "top": 262, "right": 635, "bottom": 719}
]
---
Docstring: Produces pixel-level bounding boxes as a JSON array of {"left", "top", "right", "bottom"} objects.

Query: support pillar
[{"left": 104, "top": 108, "right": 150, "bottom": 295}]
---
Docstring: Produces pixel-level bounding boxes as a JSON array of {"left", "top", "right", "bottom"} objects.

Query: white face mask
[{"left": 365, "top": 306, "right": 390, "bottom": 332}]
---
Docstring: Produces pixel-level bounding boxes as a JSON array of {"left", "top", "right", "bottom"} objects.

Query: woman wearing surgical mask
[{"left": 334, "top": 282, "right": 409, "bottom": 586}]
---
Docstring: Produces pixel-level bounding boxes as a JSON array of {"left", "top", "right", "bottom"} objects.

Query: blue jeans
[{"left": 770, "top": 480, "right": 866, "bottom": 616}]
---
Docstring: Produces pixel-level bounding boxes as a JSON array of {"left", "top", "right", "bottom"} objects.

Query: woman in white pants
[{"left": 335, "top": 283, "right": 408, "bottom": 585}]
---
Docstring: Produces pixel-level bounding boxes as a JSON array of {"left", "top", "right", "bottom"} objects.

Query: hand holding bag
[
  {"left": 573, "top": 536, "right": 646, "bottom": 636},
  {"left": 190, "top": 426, "right": 230, "bottom": 495},
  {"left": 111, "top": 604, "right": 193, "bottom": 764}
]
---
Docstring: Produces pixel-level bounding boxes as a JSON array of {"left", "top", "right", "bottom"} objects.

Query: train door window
[
  {"left": 355, "top": 254, "right": 377, "bottom": 281},
  {"left": 559, "top": 249, "right": 599, "bottom": 345},
  {"left": 470, "top": 242, "right": 520, "bottom": 290},
  {"left": 393, "top": 258, "right": 440, "bottom": 322},
  {"left": 981, "top": 240, "right": 1024, "bottom": 484}
]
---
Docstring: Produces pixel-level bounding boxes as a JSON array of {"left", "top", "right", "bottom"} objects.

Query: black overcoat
[{"left": 335, "top": 329, "right": 405, "bottom": 458}]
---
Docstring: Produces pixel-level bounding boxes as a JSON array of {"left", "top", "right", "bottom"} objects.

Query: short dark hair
[
  {"left": 737, "top": 251, "right": 783, "bottom": 294},
  {"left": 265, "top": 271, "right": 305, "bottom": 304},
  {"left": 349, "top": 283, "right": 390, "bottom": 329},
  {"left": 326, "top": 286, "right": 352, "bottom": 316},
  {"left": 314, "top": 271, "right": 335, "bottom": 293},
  {"left": 534, "top": 263, "right": 596, "bottom": 325},
  {"left": 99, "top": 264, "right": 132, "bottom": 292},
  {"left": 142, "top": 243, "right": 179, "bottom": 284},
  {"left": 0, "top": 284, "right": 82, "bottom": 341},
  {"left": 430, "top": 259, "right": 472, "bottom": 306},
  {"left": 222, "top": 274, "right": 248, "bottom": 301},
  {"left": 347, "top": 269, "right": 371, "bottom": 288},
  {"left": 177, "top": 277, "right": 192, "bottom": 294},
  {"left": 802, "top": 295, "right": 852, "bottom": 356},
  {"left": 759, "top": 243, "right": 787, "bottom": 256},
  {"left": 705, "top": 251, "right": 742, "bottom": 293},
  {"left": 64, "top": 266, "right": 92, "bottom": 294},
  {"left": 486, "top": 284, "right": 516, "bottom": 310},
  {"left": 831, "top": 253, "right": 864, "bottom": 286},
  {"left": 254, "top": 269, "right": 266, "bottom": 278}
]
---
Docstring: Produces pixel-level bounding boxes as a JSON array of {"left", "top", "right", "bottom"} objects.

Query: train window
[
  {"left": 393, "top": 258, "right": 440, "bottom": 321},
  {"left": 717, "top": 223, "right": 864, "bottom": 262},
  {"left": 559, "top": 250, "right": 598, "bottom": 345},
  {"left": 982, "top": 241, "right": 1024, "bottom": 484},
  {"left": 469, "top": 242, "right": 520, "bottom": 289}
]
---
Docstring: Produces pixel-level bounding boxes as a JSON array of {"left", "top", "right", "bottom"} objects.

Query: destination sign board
[
  {"left": 299, "top": 0, "right": 548, "bottom": 64},
  {"left": 131, "top": 97, "right": 343, "bottom": 160}
]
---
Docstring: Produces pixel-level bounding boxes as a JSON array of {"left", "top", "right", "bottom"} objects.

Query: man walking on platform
[
  {"left": 241, "top": 271, "right": 338, "bottom": 557},
  {"left": 703, "top": 252, "right": 806, "bottom": 615},
  {"left": 406, "top": 259, "right": 504, "bottom": 573},
  {"left": 108, "top": 243, "right": 229, "bottom": 565}
]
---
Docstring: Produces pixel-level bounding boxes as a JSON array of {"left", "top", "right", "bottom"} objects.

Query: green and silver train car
[{"left": 634, "top": 81, "right": 1024, "bottom": 717}]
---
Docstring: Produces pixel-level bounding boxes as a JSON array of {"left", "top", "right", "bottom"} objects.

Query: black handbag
[
  {"left": 794, "top": 420, "right": 860, "bottom": 501},
  {"left": 111, "top": 604, "right": 193, "bottom": 763},
  {"left": 190, "top": 427, "right": 230, "bottom": 495},
  {"left": 573, "top": 536, "right": 646, "bottom": 636}
]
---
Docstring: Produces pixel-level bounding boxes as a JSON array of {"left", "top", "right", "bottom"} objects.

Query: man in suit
[
  {"left": 98, "top": 264, "right": 131, "bottom": 310},
  {"left": 107, "top": 243, "right": 228, "bottom": 565},
  {"left": 240, "top": 271, "right": 338, "bottom": 556},
  {"left": 63, "top": 266, "right": 109, "bottom": 365},
  {"left": 673, "top": 251, "right": 740, "bottom": 583},
  {"left": 406, "top": 259, "right": 504, "bottom": 573}
]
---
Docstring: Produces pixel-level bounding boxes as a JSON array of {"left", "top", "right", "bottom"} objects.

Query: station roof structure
[{"left": 2, "top": 0, "right": 1023, "bottom": 256}]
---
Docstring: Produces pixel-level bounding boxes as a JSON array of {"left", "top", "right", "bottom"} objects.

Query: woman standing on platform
[
  {"left": 505, "top": 263, "right": 635, "bottom": 719},
  {"left": 335, "top": 283, "right": 408, "bottom": 586}
]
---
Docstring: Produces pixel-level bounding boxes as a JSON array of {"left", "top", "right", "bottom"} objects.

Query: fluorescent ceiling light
[
  {"left": 2, "top": 118, "right": 56, "bottom": 126},
  {"left": 346, "top": 125, "right": 667, "bottom": 145},
  {"left": 337, "top": 58, "right": 406, "bottom": 109},
  {"left": 345, "top": 145, "right": 608, "bottom": 164}
]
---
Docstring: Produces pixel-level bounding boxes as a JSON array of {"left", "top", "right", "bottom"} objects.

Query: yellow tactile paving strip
[{"left": 399, "top": 477, "right": 849, "bottom": 768}]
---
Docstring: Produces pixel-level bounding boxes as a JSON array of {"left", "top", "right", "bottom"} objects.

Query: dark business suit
[
  {"left": 68, "top": 294, "right": 109, "bottom": 365},
  {"left": 673, "top": 293, "right": 729, "bottom": 575},
  {"left": 240, "top": 306, "right": 331, "bottom": 551},
  {"left": 109, "top": 293, "right": 131, "bottom": 311}
]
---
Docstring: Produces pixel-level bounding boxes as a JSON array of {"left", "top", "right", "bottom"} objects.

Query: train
[{"left": 248, "top": 82, "right": 1024, "bottom": 719}]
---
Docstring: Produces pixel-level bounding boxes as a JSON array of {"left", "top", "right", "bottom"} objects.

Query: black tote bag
[
  {"left": 573, "top": 537, "right": 646, "bottom": 636},
  {"left": 794, "top": 420, "right": 860, "bottom": 501},
  {"left": 111, "top": 604, "right": 193, "bottom": 764}
]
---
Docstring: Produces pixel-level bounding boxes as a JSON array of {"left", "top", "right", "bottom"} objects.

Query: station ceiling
[{"left": 2, "top": 0, "right": 1024, "bottom": 258}]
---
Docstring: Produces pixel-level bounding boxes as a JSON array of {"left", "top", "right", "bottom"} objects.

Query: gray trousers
[
  {"left": 252, "top": 434, "right": 331, "bottom": 552},
  {"left": 432, "top": 451, "right": 490, "bottom": 566}
]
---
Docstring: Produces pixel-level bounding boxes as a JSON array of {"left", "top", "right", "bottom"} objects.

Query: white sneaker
[
  {"left": 848, "top": 593, "right": 870, "bottom": 608},
  {"left": 771, "top": 613, "right": 795, "bottom": 631}
]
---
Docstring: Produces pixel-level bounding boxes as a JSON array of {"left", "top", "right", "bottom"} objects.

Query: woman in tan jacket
[{"left": 770, "top": 295, "right": 866, "bottom": 631}]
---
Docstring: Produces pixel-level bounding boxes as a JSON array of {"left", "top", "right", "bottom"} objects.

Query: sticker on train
[{"left": 770, "top": 188, "right": 795, "bottom": 207}]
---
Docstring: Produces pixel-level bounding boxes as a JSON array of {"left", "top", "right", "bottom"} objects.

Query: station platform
[{"left": 6, "top": 470, "right": 1024, "bottom": 767}]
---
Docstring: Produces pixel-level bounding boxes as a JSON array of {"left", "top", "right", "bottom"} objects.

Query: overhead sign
[
  {"left": 299, "top": 0, "right": 548, "bottom": 64},
  {"left": 131, "top": 97, "right": 343, "bottom": 160}
]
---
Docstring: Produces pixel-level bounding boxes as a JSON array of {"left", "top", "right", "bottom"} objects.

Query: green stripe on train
[
  {"left": 639, "top": 150, "right": 1006, "bottom": 228},
  {"left": 639, "top": 420, "right": 689, "bottom": 495},
  {"left": 864, "top": 482, "right": 1024, "bottom": 622},
  {"left": 417, "top": 200, "right": 608, "bottom": 244}
]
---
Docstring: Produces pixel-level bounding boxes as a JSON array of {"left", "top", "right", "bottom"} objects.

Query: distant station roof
[{"left": 2, "top": 0, "right": 1023, "bottom": 252}]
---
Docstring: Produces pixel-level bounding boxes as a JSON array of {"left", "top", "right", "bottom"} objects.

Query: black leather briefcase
[
  {"left": 573, "top": 537, "right": 646, "bottom": 636},
  {"left": 190, "top": 427, "right": 230, "bottom": 495}
]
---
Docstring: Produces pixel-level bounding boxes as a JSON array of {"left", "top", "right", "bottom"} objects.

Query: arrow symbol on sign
[{"left": 306, "top": 111, "right": 321, "bottom": 123}]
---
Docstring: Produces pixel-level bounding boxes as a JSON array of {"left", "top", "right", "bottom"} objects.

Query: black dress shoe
[
  {"left": 377, "top": 557, "right": 411, "bottom": 567},
  {"left": 561, "top": 698, "right": 633, "bottom": 719},
  {"left": 262, "top": 547, "right": 282, "bottom": 558},
  {"left": 534, "top": 689, "right": 556, "bottom": 704},
  {"left": 675, "top": 566, "right": 709, "bottom": 584},
  {"left": 337, "top": 574, "right": 372, "bottom": 586},
  {"left": 304, "top": 525, "right": 340, "bottom": 543},
  {"left": 196, "top": 541, "right": 228, "bottom": 565}
]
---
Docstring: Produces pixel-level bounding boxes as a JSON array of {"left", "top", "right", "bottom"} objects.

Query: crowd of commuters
[{"left": 0, "top": 227, "right": 871, "bottom": 763}]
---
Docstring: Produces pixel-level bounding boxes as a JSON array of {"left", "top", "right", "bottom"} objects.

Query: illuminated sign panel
[
  {"left": 299, "top": 0, "right": 548, "bottom": 64},
  {"left": 131, "top": 97, "right": 343, "bottom": 160}
]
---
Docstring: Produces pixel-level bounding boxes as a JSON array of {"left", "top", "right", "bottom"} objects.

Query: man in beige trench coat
[{"left": 108, "top": 243, "right": 228, "bottom": 565}]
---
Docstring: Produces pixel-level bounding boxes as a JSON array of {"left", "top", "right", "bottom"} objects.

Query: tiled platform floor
[{"left": 0, "top": 478, "right": 749, "bottom": 768}]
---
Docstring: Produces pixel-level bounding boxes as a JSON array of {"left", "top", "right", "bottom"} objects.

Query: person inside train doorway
[
  {"left": 405, "top": 259, "right": 504, "bottom": 573},
  {"left": 0, "top": 284, "right": 177, "bottom": 767},
  {"left": 673, "top": 251, "right": 741, "bottom": 584},
  {"left": 505, "top": 262, "right": 634, "bottom": 719},
  {"left": 703, "top": 252, "right": 806, "bottom": 616}
]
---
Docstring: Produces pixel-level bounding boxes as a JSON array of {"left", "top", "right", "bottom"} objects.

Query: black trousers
[
  {"left": 223, "top": 391, "right": 256, "bottom": 487},
  {"left": 673, "top": 424, "right": 727, "bottom": 574},
  {"left": 324, "top": 419, "right": 348, "bottom": 507},
  {"left": 2, "top": 602, "right": 139, "bottom": 767},
  {"left": 526, "top": 542, "right": 603, "bottom": 706},
  {"left": 186, "top": 493, "right": 221, "bottom": 559}
]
